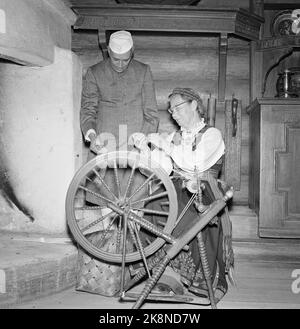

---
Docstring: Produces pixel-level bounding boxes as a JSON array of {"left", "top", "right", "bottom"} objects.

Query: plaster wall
[
  {"left": 0, "top": 0, "right": 76, "bottom": 66},
  {"left": 0, "top": 47, "right": 83, "bottom": 233}
]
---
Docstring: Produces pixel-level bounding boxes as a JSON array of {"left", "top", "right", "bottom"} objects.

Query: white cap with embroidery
[{"left": 108, "top": 30, "right": 133, "bottom": 54}]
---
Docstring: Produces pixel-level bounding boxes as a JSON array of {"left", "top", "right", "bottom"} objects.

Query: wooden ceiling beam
[{"left": 72, "top": 4, "right": 264, "bottom": 41}]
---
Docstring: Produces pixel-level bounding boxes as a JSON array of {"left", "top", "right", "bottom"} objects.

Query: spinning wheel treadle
[{"left": 66, "top": 151, "right": 178, "bottom": 263}]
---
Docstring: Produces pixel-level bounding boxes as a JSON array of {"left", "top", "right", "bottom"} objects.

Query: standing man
[
  {"left": 80, "top": 30, "right": 159, "bottom": 156},
  {"left": 77, "top": 31, "right": 158, "bottom": 297}
]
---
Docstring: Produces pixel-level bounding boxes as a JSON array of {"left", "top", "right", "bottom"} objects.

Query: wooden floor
[
  {"left": 219, "top": 259, "right": 300, "bottom": 309},
  {"left": 15, "top": 258, "right": 300, "bottom": 309},
  {"left": 16, "top": 206, "right": 300, "bottom": 309},
  {"left": 17, "top": 243, "right": 300, "bottom": 309}
]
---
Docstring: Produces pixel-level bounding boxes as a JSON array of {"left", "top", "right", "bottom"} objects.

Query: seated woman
[{"left": 132, "top": 87, "right": 234, "bottom": 303}]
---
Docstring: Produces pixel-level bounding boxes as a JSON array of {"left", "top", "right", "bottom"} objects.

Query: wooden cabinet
[{"left": 247, "top": 98, "right": 300, "bottom": 238}]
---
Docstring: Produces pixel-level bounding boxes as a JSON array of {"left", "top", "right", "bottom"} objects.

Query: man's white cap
[{"left": 109, "top": 30, "right": 133, "bottom": 54}]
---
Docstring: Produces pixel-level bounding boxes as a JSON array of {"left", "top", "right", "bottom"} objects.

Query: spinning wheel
[
  {"left": 66, "top": 150, "right": 178, "bottom": 264},
  {"left": 66, "top": 150, "right": 232, "bottom": 309}
]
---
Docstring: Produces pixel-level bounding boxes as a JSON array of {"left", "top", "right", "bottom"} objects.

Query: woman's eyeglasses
[{"left": 167, "top": 101, "right": 189, "bottom": 114}]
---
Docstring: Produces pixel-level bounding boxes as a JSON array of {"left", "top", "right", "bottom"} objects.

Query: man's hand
[{"left": 89, "top": 133, "right": 106, "bottom": 155}]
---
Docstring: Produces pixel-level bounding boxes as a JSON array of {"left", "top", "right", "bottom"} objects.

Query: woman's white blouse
[{"left": 149, "top": 122, "right": 225, "bottom": 178}]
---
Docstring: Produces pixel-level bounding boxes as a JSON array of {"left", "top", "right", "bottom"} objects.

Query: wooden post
[
  {"left": 250, "top": 0, "right": 264, "bottom": 16},
  {"left": 224, "top": 98, "right": 242, "bottom": 191},
  {"left": 250, "top": 0, "right": 264, "bottom": 101},
  {"left": 98, "top": 30, "right": 108, "bottom": 59},
  {"left": 207, "top": 95, "right": 217, "bottom": 127},
  {"left": 218, "top": 33, "right": 228, "bottom": 102}
]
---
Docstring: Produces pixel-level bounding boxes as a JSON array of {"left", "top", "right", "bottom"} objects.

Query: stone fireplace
[{"left": 0, "top": 0, "right": 82, "bottom": 234}]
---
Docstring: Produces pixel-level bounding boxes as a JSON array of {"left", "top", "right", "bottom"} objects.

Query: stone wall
[
  {"left": 0, "top": 47, "right": 82, "bottom": 233},
  {"left": 0, "top": 1, "right": 83, "bottom": 234},
  {"left": 0, "top": 0, "right": 76, "bottom": 66}
]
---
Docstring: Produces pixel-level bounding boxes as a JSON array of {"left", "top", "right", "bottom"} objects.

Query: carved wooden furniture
[
  {"left": 249, "top": 2, "right": 300, "bottom": 101},
  {"left": 248, "top": 3, "right": 300, "bottom": 238},
  {"left": 255, "top": 36, "right": 300, "bottom": 99},
  {"left": 247, "top": 98, "right": 300, "bottom": 238}
]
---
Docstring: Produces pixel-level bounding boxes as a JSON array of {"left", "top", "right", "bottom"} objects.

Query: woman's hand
[
  {"left": 147, "top": 133, "right": 173, "bottom": 155},
  {"left": 129, "top": 132, "right": 149, "bottom": 151}
]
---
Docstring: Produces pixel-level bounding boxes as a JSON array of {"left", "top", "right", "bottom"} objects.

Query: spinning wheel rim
[{"left": 66, "top": 151, "right": 178, "bottom": 263}]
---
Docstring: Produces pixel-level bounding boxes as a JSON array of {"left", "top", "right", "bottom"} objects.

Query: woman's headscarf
[{"left": 168, "top": 87, "right": 205, "bottom": 118}]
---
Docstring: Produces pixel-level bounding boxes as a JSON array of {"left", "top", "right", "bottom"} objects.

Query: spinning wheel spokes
[
  {"left": 127, "top": 221, "right": 152, "bottom": 278},
  {"left": 123, "top": 161, "right": 137, "bottom": 199},
  {"left": 131, "top": 207, "right": 169, "bottom": 217},
  {"left": 127, "top": 172, "right": 156, "bottom": 202},
  {"left": 74, "top": 205, "right": 105, "bottom": 211},
  {"left": 78, "top": 184, "right": 114, "bottom": 204},
  {"left": 80, "top": 209, "right": 114, "bottom": 234},
  {"left": 116, "top": 215, "right": 123, "bottom": 253},
  {"left": 66, "top": 151, "right": 178, "bottom": 263},
  {"left": 113, "top": 160, "right": 122, "bottom": 198},
  {"left": 93, "top": 213, "right": 119, "bottom": 248},
  {"left": 92, "top": 168, "right": 118, "bottom": 201},
  {"left": 130, "top": 191, "right": 169, "bottom": 206}
]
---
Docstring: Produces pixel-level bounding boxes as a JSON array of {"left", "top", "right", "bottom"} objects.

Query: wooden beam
[
  {"left": 256, "top": 36, "right": 300, "bottom": 51},
  {"left": 218, "top": 33, "right": 228, "bottom": 102},
  {"left": 264, "top": 0, "right": 300, "bottom": 10},
  {"left": 249, "top": 0, "right": 264, "bottom": 16},
  {"left": 72, "top": 5, "right": 263, "bottom": 41},
  {"left": 250, "top": 0, "right": 264, "bottom": 101},
  {"left": 264, "top": 0, "right": 300, "bottom": 3},
  {"left": 224, "top": 98, "right": 242, "bottom": 191},
  {"left": 98, "top": 30, "right": 108, "bottom": 59},
  {"left": 197, "top": 0, "right": 249, "bottom": 9},
  {"left": 206, "top": 96, "right": 217, "bottom": 127}
]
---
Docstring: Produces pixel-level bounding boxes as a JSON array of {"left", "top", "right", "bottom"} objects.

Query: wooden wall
[{"left": 72, "top": 31, "right": 250, "bottom": 204}]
